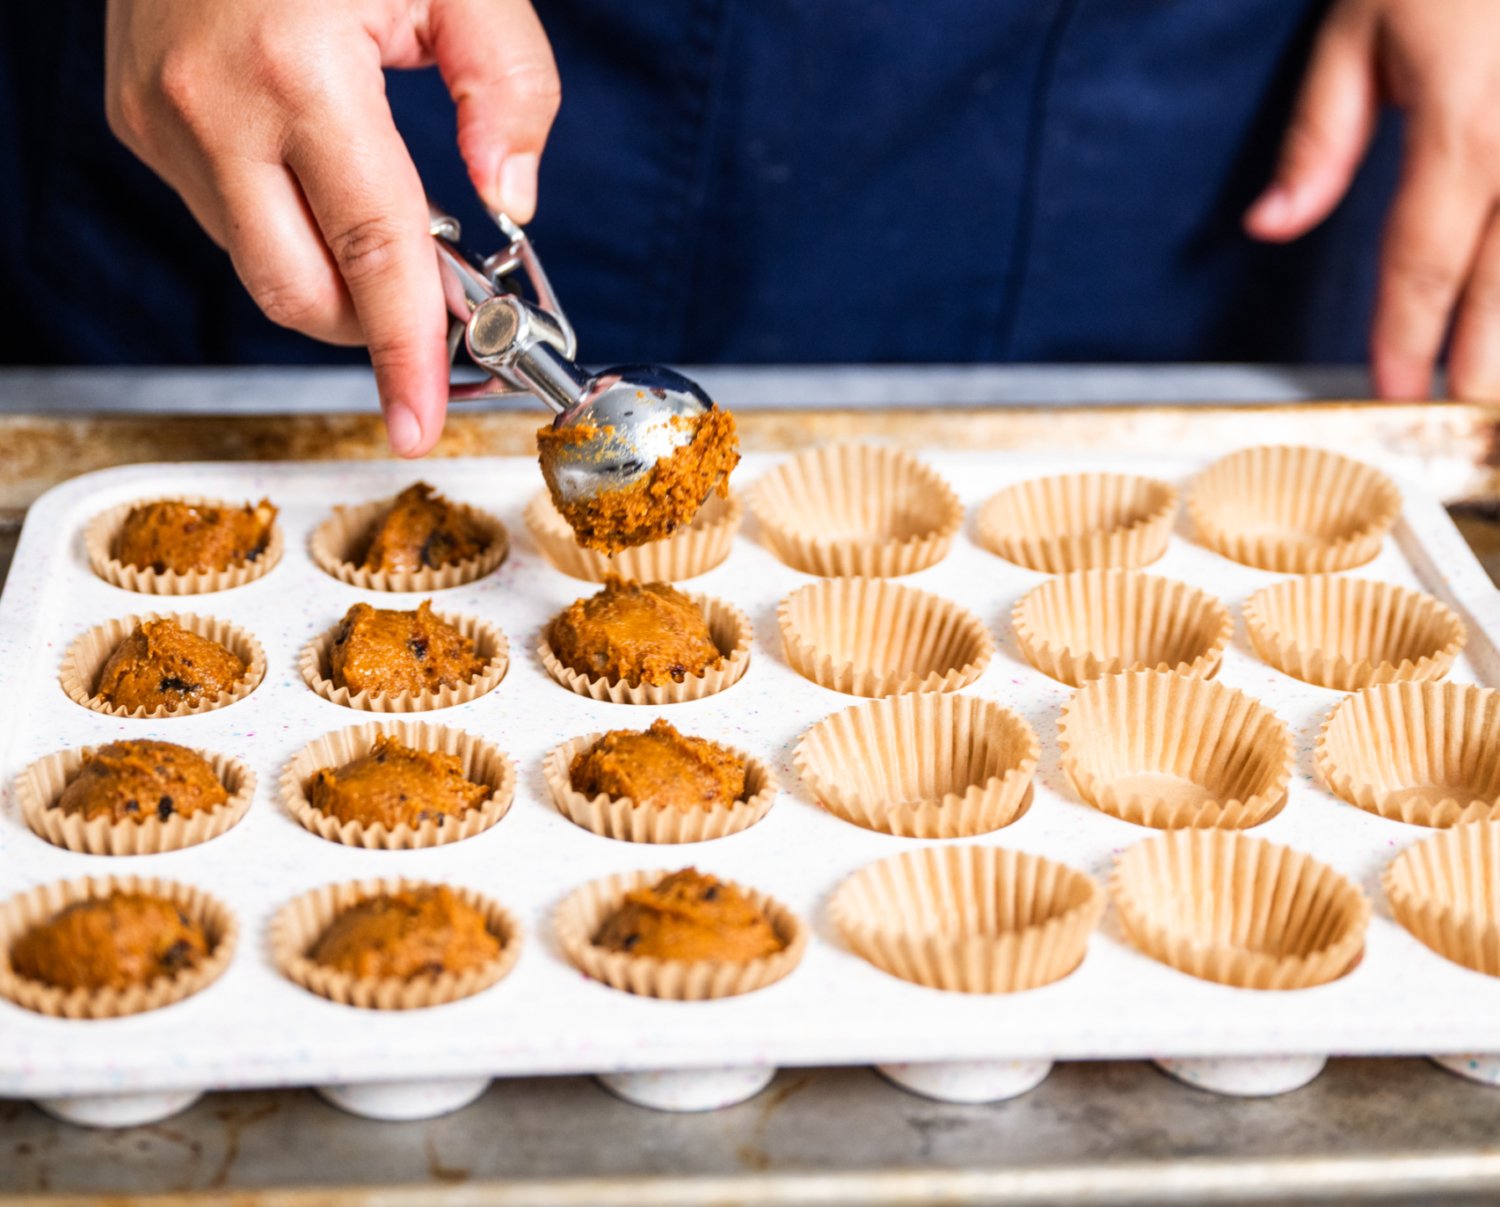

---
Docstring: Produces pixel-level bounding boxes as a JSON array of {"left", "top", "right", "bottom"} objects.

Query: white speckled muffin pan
[{"left": 2, "top": 452, "right": 1500, "bottom": 1124}]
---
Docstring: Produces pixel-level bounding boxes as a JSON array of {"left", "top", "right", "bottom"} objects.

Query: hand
[
  {"left": 105, "top": 0, "right": 560, "bottom": 456},
  {"left": 1245, "top": 0, "right": 1500, "bottom": 401}
]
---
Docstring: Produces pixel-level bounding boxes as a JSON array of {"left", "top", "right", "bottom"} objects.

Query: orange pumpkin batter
[
  {"left": 309, "top": 885, "right": 500, "bottom": 979},
  {"left": 115, "top": 499, "right": 277, "bottom": 574},
  {"left": 593, "top": 869, "right": 783, "bottom": 962},
  {"left": 360, "top": 482, "right": 492, "bottom": 573},
  {"left": 95, "top": 618, "right": 247, "bottom": 713},
  {"left": 11, "top": 893, "right": 208, "bottom": 991},
  {"left": 570, "top": 719, "right": 746, "bottom": 809},
  {"left": 329, "top": 601, "right": 485, "bottom": 696},
  {"left": 57, "top": 739, "right": 227, "bottom": 825},
  {"left": 310, "top": 735, "right": 490, "bottom": 830},
  {"left": 548, "top": 578, "right": 722, "bottom": 686}
]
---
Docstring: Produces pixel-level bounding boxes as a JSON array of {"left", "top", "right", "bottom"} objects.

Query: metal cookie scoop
[{"left": 430, "top": 203, "right": 716, "bottom": 511}]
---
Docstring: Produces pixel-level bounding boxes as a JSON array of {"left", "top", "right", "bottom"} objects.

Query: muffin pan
[{"left": 2, "top": 451, "right": 1500, "bottom": 1122}]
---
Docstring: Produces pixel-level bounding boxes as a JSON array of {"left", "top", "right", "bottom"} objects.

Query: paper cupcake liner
[
  {"left": 829, "top": 846, "right": 1103, "bottom": 994},
  {"left": 1013, "top": 569, "right": 1232, "bottom": 687},
  {"left": 17, "top": 745, "right": 255, "bottom": 856},
  {"left": 1384, "top": 821, "right": 1500, "bottom": 976},
  {"left": 1188, "top": 445, "right": 1401, "bottom": 573},
  {"left": 309, "top": 495, "right": 509, "bottom": 592},
  {"left": 1111, "top": 830, "right": 1370, "bottom": 990},
  {"left": 299, "top": 610, "right": 509, "bottom": 713},
  {"left": 59, "top": 612, "right": 267, "bottom": 719},
  {"left": 0, "top": 876, "right": 238, "bottom": 1019},
  {"left": 1244, "top": 575, "right": 1465, "bottom": 692},
  {"left": 746, "top": 444, "right": 963, "bottom": 577},
  {"left": 1316, "top": 682, "right": 1500, "bottom": 827},
  {"left": 778, "top": 578, "right": 994, "bottom": 698},
  {"left": 554, "top": 869, "right": 806, "bottom": 1000},
  {"left": 86, "top": 496, "right": 284, "bottom": 595},
  {"left": 279, "top": 721, "right": 516, "bottom": 849},
  {"left": 543, "top": 733, "right": 777, "bottom": 843},
  {"left": 1058, "top": 670, "right": 1293, "bottom": 829},
  {"left": 525, "top": 489, "right": 743, "bottom": 583},
  {"left": 794, "top": 694, "right": 1038, "bottom": 838},
  {"left": 538, "top": 593, "right": 752, "bottom": 705},
  {"left": 271, "top": 878, "right": 521, "bottom": 1010},
  {"left": 976, "top": 473, "right": 1178, "bottom": 574}
]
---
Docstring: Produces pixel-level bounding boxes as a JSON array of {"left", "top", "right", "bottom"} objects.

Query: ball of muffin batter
[
  {"left": 328, "top": 600, "right": 485, "bottom": 696},
  {"left": 11, "top": 892, "right": 208, "bottom": 991},
  {"left": 593, "top": 869, "right": 784, "bottom": 962},
  {"left": 570, "top": 719, "right": 746, "bottom": 809},
  {"left": 95, "top": 618, "right": 248, "bottom": 713},
  {"left": 115, "top": 499, "right": 277, "bottom": 575},
  {"left": 360, "top": 482, "right": 492, "bottom": 573},
  {"left": 310, "top": 735, "right": 490, "bottom": 830},
  {"left": 57, "top": 739, "right": 228, "bottom": 825},
  {"left": 548, "top": 578, "right": 723, "bottom": 686},
  {"left": 309, "top": 885, "right": 500, "bottom": 979}
]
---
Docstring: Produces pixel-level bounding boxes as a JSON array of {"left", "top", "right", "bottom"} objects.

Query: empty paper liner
[
  {"left": 526, "top": 489, "right": 742, "bottom": 583},
  {"left": 554, "top": 869, "right": 806, "bottom": 999},
  {"left": 1013, "top": 569, "right": 1232, "bottom": 687},
  {"left": 544, "top": 733, "right": 776, "bottom": 843},
  {"left": 778, "top": 578, "right": 993, "bottom": 697},
  {"left": 1316, "top": 682, "right": 1500, "bottom": 827},
  {"left": 747, "top": 443, "right": 963, "bottom": 577},
  {"left": 280, "top": 720, "right": 516, "bottom": 849},
  {"left": 829, "top": 845, "right": 1103, "bottom": 994},
  {"left": 18, "top": 745, "right": 255, "bottom": 856},
  {"left": 59, "top": 612, "right": 266, "bottom": 719},
  {"left": 1384, "top": 822, "right": 1500, "bottom": 976},
  {"left": 309, "top": 495, "right": 508, "bottom": 592},
  {"left": 794, "top": 694, "right": 1038, "bottom": 837},
  {"left": 86, "top": 496, "right": 284, "bottom": 595},
  {"left": 0, "top": 876, "right": 238, "bottom": 1019},
  {"left": 975, "top": 472, "right": 1177, "bottom": 573},
  {"left": 1188, "top": 445, "right": 1401, "bottom": 573},
  {"left": 1058, "top": 670, "right": 1292, "bottom": 829},
  {"left": 1243, "top": 575, "right": 1464, "bottom": 691},
  {"left": 1111, "top": 830, "right": 1370, "bottom": 989}
]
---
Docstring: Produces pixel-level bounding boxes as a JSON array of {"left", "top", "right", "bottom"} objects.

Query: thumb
[{"left": 429, "top": 0, "right": 560, "bottom": 222}]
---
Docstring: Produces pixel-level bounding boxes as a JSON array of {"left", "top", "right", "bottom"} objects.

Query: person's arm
[{"left": 105, "top": 0, "right": 560, "bottom": 456}]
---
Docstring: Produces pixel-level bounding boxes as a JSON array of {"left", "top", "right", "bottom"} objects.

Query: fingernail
[
  {"left": 498, "top": 153, "right": 539, "bottom": 223},
  {"left": 1247, "top": 184, "right": 1293, "bottom": 230},
  {"left": 385, "top": 402, "right": 423, "bottom": 456}
]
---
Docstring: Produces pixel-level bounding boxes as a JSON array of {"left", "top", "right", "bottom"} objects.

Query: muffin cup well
[
  {"left": 1013, "top": 569, "right": 1232, "bottom": 687},
  {"left": 525, "top": 489, "right": 742, "bottom": 583},
  {"left": 777, "top": 578, "right": 993, "bottom": 698},
  {"left": 0, "top": 876, "right": 238, "bottom": 1019},
  {"left": 554, "top": 869, "right": 806, "bottom": 1000},
  {"left": 746, "top": 443, "right": 963, "bottom": 577},
  {"left": 299, "top": 610, "right": 509, "bottom": 713},
  {"left": 793, "top": 694, "right": 1038, "bottom": 838},
  {"left": 1058, "top": 670, "right": 1293, "bottom": 830},
  {"left": 86, "top": 496, "right": 284, "bottom": 595},
  {"left": 17, "top": 746, "right": 255, "bottom": 856},
  {"left": 280, "top": 720, "right": 516, "bottom": 849},
  {"left": 537, "top": 593, "right": 752, "bottom": 705},
  {"left": 59, "top": 613, "right": 266, "bottom": 719},
  {"left": 271, "top": 878, "right": 521, "bottom": 1010},
  {"left": 543, "top": 733, "right": 776, "bottom": 843},
  {"left": 1243, "top": 576, "right": 1465, "bottom": 691},
  {"left": 1188, "top": 445, "right": 1401, "bottom": 573},
  {"left": 309, "top": 494, "right": 509, "bottom": 593},
  {"left": 1384, "top": 821, "right": 1500, "bottom": 976},
  {"left": 975, "top": 472, "right": 1178, "bottom": 573},
  {"left": 829, "top": 846, "right": 1103, "bottom": 994},
  {"left": 1111, "top": 830, "right": 1370, "bottom": 990},
  {"left": 1316, "top": 682, "right": 1500, "bottom": 827}
]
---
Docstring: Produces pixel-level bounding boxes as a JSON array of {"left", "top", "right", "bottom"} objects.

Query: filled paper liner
[
  {"left": 280, "top": 720, "right": 516, "bottom": 849},
  {"left": 538, "top": 593, "right": 752, "bottom": 705},
  {"left": 543, "top": 733, "right": 776, "bottom": 843},
  {"left": 794, "top": 694, "right": 1038, "bottom": 838},
  {"left": 976, "top": 472, "right": 1177, "bottom": 573},
  {"left": 86, "top": 496, "right": 284, "bottom": 595},
  {"left": 0, "top": 876, "right": 238, "bottom": 1019},
  {"left": 17, "top": 745, "right": 255, "bottom": 856},
  {"left": 778, "top": 578, "right": 994, "bottom": 697},
  {"left": 829, "top": 846, "right": 1103, "bottom": 994},
  {"left": 59, "top": 612, "right": 266, "bottom": 719},
  {"left": 299, "top": 610, "right": 509, "bottom": 713},
  {"left": 525, "top": 489, "right": 742, "bottom": 583},
  {"left": 1058, "top": 670, "right": 1292, "bottom": 829},
  {"left": 1013, "top": 569, "right": 1232, "bottom": 687},
  {"left": 1316, "top": 682, "right": 1500, "bottom": 827},
  {"left": 271, "top": 878, "right": 521, "bottom": 1010},
  {"left": 309, "top": 494, "right": 509, "bottom": 592},
  {"left": 1384, "top": 822, "right": 1500, "bottom": 976},
  {"left": 746, "top": 444, "right": 963, "bottom": 577},
  {"left": 1111, "top": 830, "right": 1370, "bottom": 989},
  {"left": 1188, "top": 445, "right": 1401, "bottom": 573},
  {"left": 1243, "top": 575, "right": 1465, "bottom": 691},
  {"left": 554, "top": 869, "right": 806, "bottom": 999}
]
